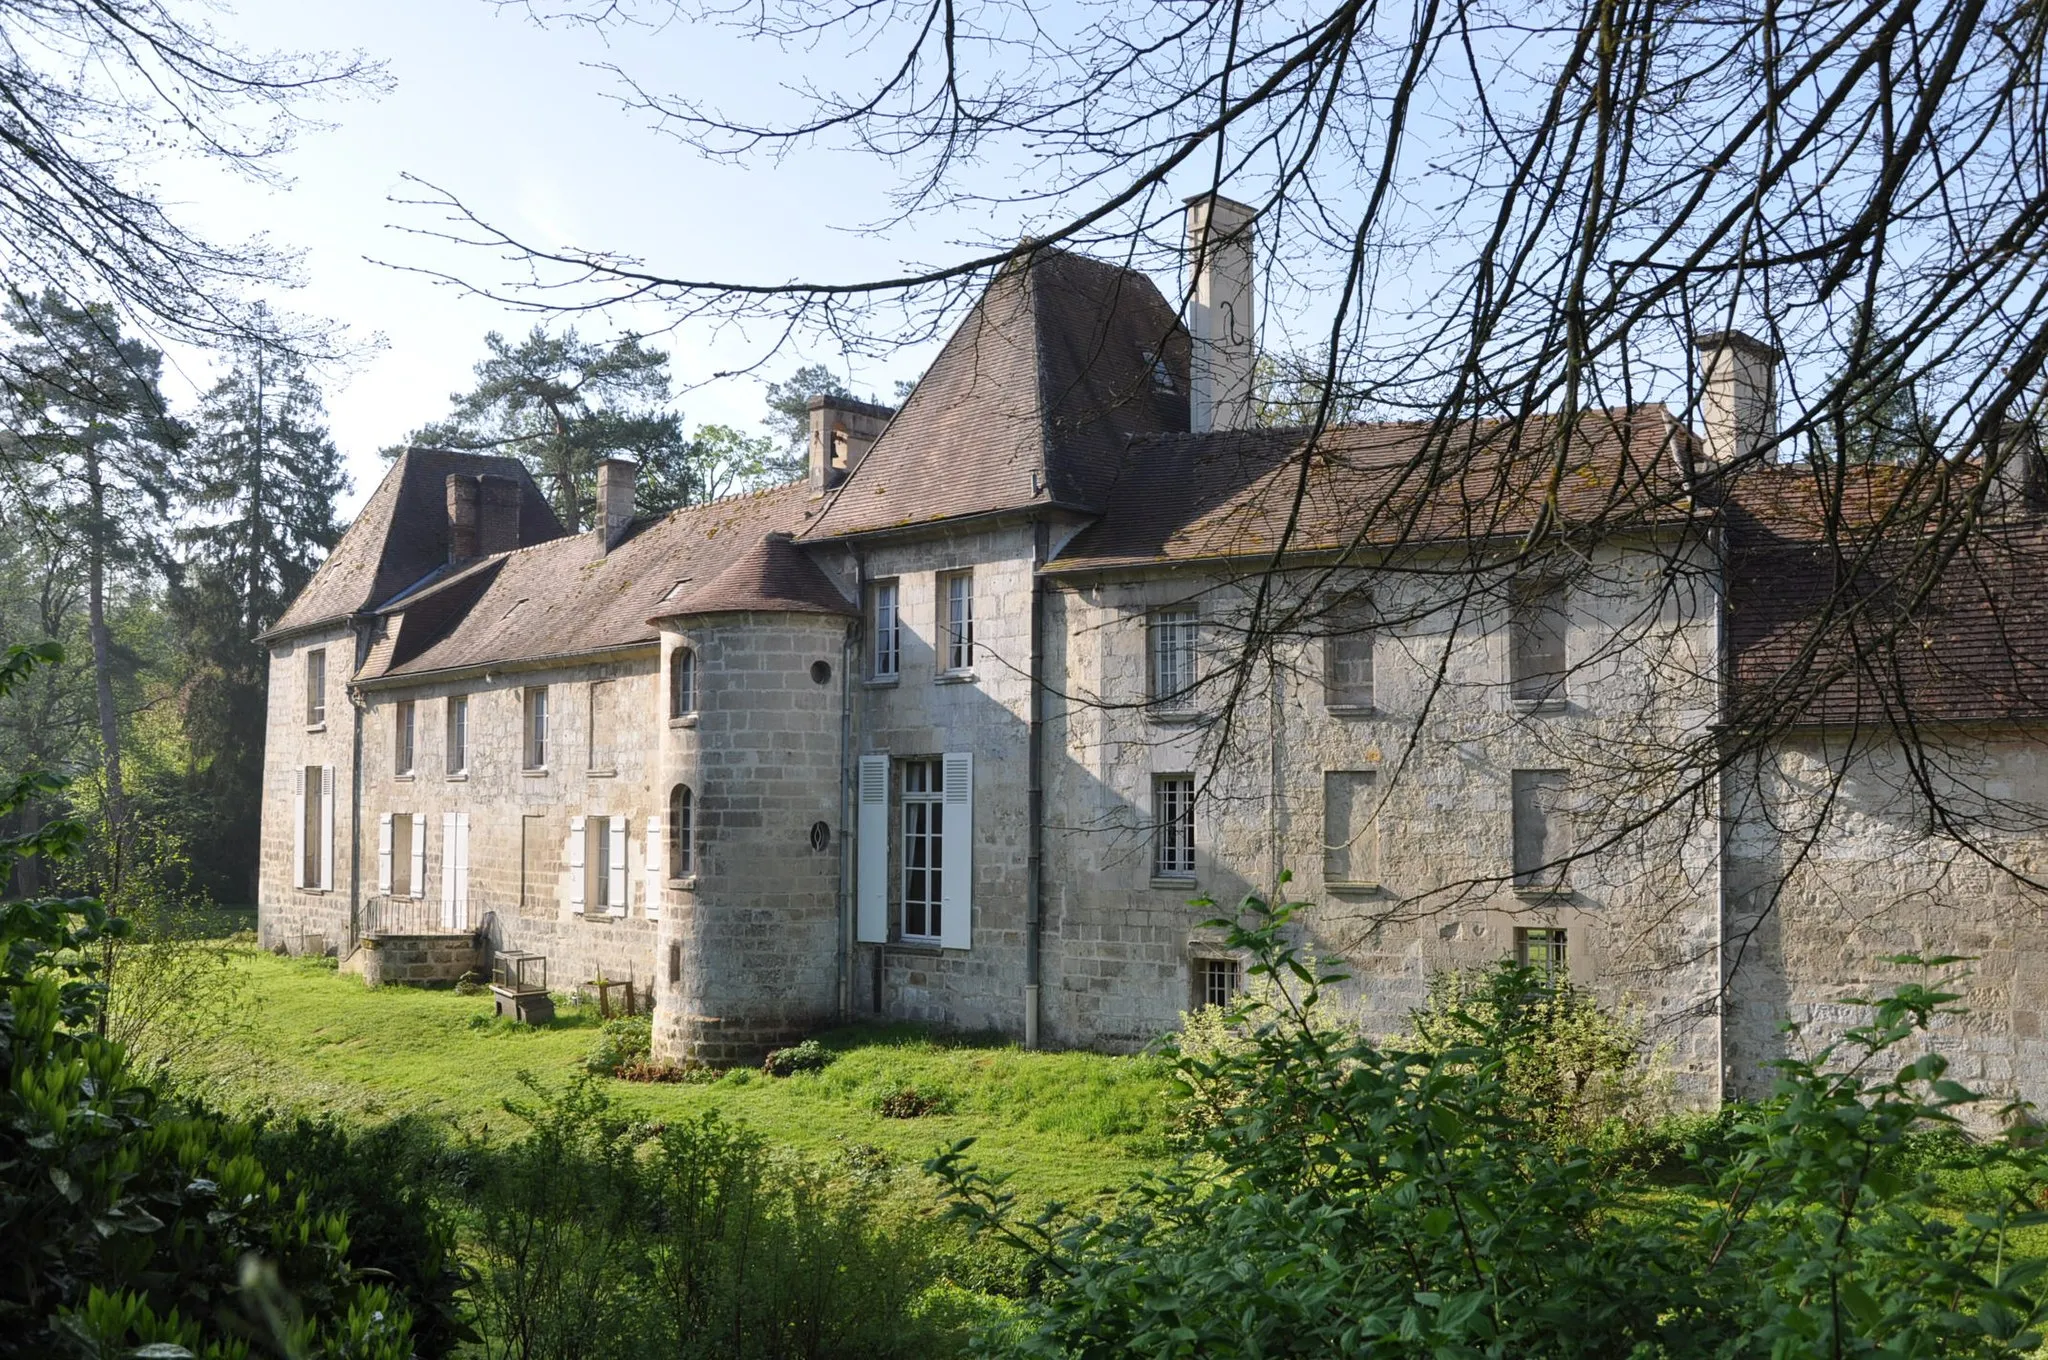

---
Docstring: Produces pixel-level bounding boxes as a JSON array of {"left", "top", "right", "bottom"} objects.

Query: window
[
  {"left": 301, "top": 764, "right": 323, "bottom": 886},
  {"left": 869, "top": 580, "right": 900, "bottom": 679},
  {"left": 1143, "top": 346, "right": 1176, "bottom": 392},
  {"left": 447, "top": 696, "right": 468, "bottom": 774},
  {"left": 1509, "top": 580, "right": 1568, "bottom": 704},
  {"left": 1515, "top": 927, "right": 1568, "bottom": 980},
  {"left": 1323, "top": 597, "right": 1375, "bottom": 710},
  {"left": 1512, "top": 770, "right": 1571, "bottom": 891},
  {"left": 387, "top": 813, "right": 416, "bottom": 897},
  {"left": 588, "top": 679, "right": 615, "bottom": 771},
  {"left": 523, "top": 686, "right": 549, "bottom": 769},
  {"left": 394, "top": 701, "right": 415, "bottom": 775},
  {"left": 305, "top": 649, "right": 326, "bottom": 725},
  {"left": 1197, "top": 957, "right": 1241, "bottom": 1008},
  {"left": 520, "top": 813, "right": 546, "bottom": 908},
  {"left": 670, "top": 646, "right": 697, "bottom": 717},
  {"left": 940, "top": 570, "right": 974, "bottom": 672},
  {"left": 1322, "top": 770, "right": 1379, "bottom": 886},
  {"left": 669, "top": 784, "right": 694, "bottom": 878},
  {"left": 593, "top": 816, "right": 614, "bottom": 909},
  {"left": 668, "top": 941, "right": 682, "bottom": 984},
  {"left": 1154, "top": 775, "right": 1196, "bottom": 879},
  {"left": 1149, "top": 608, "right": 1198, "bottom": 708},
  {"left": 901, "top": 758, "right": 946, "bottom": 940}
]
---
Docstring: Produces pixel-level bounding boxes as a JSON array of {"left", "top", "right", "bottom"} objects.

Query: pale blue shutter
[
  {"left": 856, "top": 755, "right": 888, "bottom": 943},
  {"left": 939, "top": 751, "right": 973, "bottom": 950}
]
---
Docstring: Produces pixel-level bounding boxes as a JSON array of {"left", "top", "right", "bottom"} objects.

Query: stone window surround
[{"left": 938, "top": 569, "right": 975, "bottom": 675}]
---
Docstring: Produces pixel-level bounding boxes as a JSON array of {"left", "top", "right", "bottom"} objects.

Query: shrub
[
  {"left": 586, "top": 1013, "right": 653, "bottom": 1075},
  {"left": 762, "top": 1037, "right": 832, "bottom": 1076},
  {"left": 878, "top": 1087, "right": 945, "bottom": 1119}
]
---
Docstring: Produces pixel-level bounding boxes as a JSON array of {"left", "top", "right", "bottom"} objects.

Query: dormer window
[{"left": 1143, "top": 347, "right": 1176, "bottom": 393}]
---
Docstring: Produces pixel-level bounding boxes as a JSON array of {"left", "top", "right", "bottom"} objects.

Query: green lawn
[{"left": 193, "top": 949, "right": 1176, "bottom": 1208}]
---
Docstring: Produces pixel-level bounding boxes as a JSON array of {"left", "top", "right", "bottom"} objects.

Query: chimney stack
[
  {"left": 1185, "top": 193, "right": 1257, "bottom": 433},
  {"left": 478, "top": 474, "right": 523, "bottom": 555},
  {"left": 445, "top": 474, "right": 481, "bottom": 562},
  {"left": 807, "top": 395, "right": 894, "bottom": 493},
  {"left": 1693, "top": 330, "right": 1782, "bottom": 465},
  {"left": 1989, "top": 419, "right": 2046, "bottom": 517},
  {"left": 597, "top": 458, "right": 637, "bottom": 550}
]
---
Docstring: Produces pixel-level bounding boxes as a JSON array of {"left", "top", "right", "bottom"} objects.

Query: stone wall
[
  {"left": 257, "top": 624, "right": 362, "bottom": 954},
  {"left": 360, "top": 932, "right": 482, "bottom": 988}
]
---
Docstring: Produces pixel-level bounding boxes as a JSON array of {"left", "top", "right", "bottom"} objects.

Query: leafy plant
[
  {"left": 762, "top": 1038, "right": 832, "bottom": 1077},
  {"left": 586, "top": 1013, "right": 652, "bottom": 1076}
]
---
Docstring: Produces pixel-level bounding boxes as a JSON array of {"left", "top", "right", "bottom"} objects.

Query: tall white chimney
[
  {"left": 1185, "top": 194, "right": 1257, "bottom": 433},
  {"left": 1693, "top": 330, "right": 1781, "bottom": 465},
  {"left": 597, "top": 457, "right": 637, "bottom": 551}
]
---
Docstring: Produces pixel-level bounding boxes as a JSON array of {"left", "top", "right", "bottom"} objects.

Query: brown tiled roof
[
  {"left": 801, "top": 249, "right": 1189, "bottom": 539},
  {"left": 266, "top": 449, "right": 562, "bottom": 639},
  {"left": 653, "top": 532, "right": 854, "bottom": 620},
  {"left": 1723, "top": 464, "right": 2048, "bottom": 726},
  {"left": 1049, "top": 406, "right": 1694, "bottom": 570},
  {"left": 362, "top": 484, "right": 812, "bottom": 681}
]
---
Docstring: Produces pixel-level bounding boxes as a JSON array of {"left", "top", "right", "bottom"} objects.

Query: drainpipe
[
  {"left": 838, "top": 559, "right": 863, "bottom": 1020},
  {"left": 1710, "top": 524, "right": 1730, "bottom": 1106},
  {"left": 346, "top": 616, "right": 371, "bottom": 958},
  {"left": 1026, "top": 520, "right": 1048, "bottom": 1049}
]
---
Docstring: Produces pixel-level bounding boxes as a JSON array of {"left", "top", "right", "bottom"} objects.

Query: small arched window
[
  {"left": 669, "top": 783, "right": 694, "bottom": 878},
  {"left": 670, "top": 646, "right": 697, "bottom": 718}
]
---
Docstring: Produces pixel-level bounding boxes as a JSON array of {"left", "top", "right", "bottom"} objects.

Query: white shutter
[
  {"left": 291, "top": 768, "right": 305, "bottom": 889},
  {"left": 608, "top": 816, "right": 628, "bottom": 917},
  {"left": 454, "top": 813, "right": 471, "bottom": 929},
  {"left": 856, "top": 755, "right": 889, "bottom": 943},
  {"left": 410, "top": 820, "right": 426, "bottom": 900},
  {"left": 319, "top": 765, "right": 336, "bottom": 892},
  {"left": 378, "top": 813, "right": 393, "bottom": 894},
  {"left": 644, "top": 817, "right": 663, "bottom": 921},
  {"left": 940, "top": 751, "right": 973, "bottom": 950},
  {"left": 569, "top": 816, "right": 586, "bottom": 913},
  {"left": 441, "top": 812, "right": 457, "bottom": 925}
]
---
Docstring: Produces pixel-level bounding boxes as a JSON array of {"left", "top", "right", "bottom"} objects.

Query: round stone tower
[{"left": 647, "top": 532, "right": 854, "bottom": 1065}]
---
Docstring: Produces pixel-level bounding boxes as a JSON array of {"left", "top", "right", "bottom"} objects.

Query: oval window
[
  {"left": 810, "top": 660, "right": 832, "bottom": 685},
  {"left": 809, "top": 821, "right": 830, "bottom": 852}
]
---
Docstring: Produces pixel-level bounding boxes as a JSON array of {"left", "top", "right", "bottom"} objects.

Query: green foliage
[
  {"left": 466, "top": 1076, "right": 970, "bottom": 1359},
  {"left": 936, "top": 883, "right": 2048, "bottom": 1359},
  {"left": 587, "top": 1013, "right": 653, "bottom": 1076},
  {"left": 763, "top": 1038, "right": 833, "bottom": 1077}
]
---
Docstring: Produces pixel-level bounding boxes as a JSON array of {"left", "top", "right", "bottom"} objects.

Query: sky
[{"left": 156, "top": 0, "right": 975, "bottom": 517}]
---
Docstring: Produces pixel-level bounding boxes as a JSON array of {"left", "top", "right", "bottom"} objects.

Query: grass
[{"left": 189, "top": 948, "right": 1177, "bottom": 1208}]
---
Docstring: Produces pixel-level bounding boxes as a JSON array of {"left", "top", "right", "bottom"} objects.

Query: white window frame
[
  {"left": 869, "top": 580, "right": 900, "bottom": 680},
  {"left": 1149, "top": 608, "right": 1199, "bottom": 709},
  {"left": 670, "top": 646, "right": 697, "bottom": 718},
  {"left": 1515, "top": 926, "right": 1568, "bottom": 980},
  {"left": 1196, "top": 956, "right": 1240, "bottom": 1009},
  {"left": 524, "top": 686, "right": 550, "bottom": 769},
  {"left": 447, "top": 695, "right": 468, "bottom": 774},
  {"left": 1153, "top": 774, "right": 1196, "bottom": 879},
  {"left": 305, "top": 648, "right": 326, "bottom": 726},
  {"left": 395, "top": 700, "right": 416, "bottom": 775},
  {"left": 900, "top": 759, "right": 945, "bottom": 941},
  {"left": 586, "top": 814, "right": 629, "bottom": 917},
  {"left": 939, "top": 570, "right": 974, "bottom": 673}
]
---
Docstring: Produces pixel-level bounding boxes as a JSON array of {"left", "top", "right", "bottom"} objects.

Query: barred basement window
[
  {"left": 1154, "top": 775, "right": 1196, "bottom": 879},
  {"left": 1197, "top": 957, "right": 1240, "bottom": 1009},
  {"left": 1149, "top": 609, "right": 1198, "bottom": 708},
  {"left": 1515, "top": 927, "right": 1568, "bottom": 981}
]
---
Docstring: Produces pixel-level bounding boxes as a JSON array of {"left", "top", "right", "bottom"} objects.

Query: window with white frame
[
  {"left": 386, "top": 813, "right": 417, "bottom": 897},
  {"left": 594, "top": 816, "right": 614, "bottom": 908},
  {"left": 670, "top": 646, "right": 697, "bottom": 717},
  {"left": 1509, "top": 580, "right": 1568, "bottom": 703},
  {"left": 668, "top": 784, "right": 694, "bottom": 878},
  {"left": 446, "top": 695, "right": 468, "bottom": 774},
  {"left": 869, "top": 580, "right": 900, "bottom": 679},
  {"left": 1511, "top": 769, "right": 1571, "bottom": 891},
  {"left": 1153, "top": 775, "right": 1196, "bottom": 879},
  {"left": 585, "top": 814, "right": 627, "bottom": 913},
  {"left": 395, "top": 700, "right": 415, "bottom": 775},
  {"left": 1323, "top": 596, "right": 1375, "bottom": 710},
  {"left": 588, "top": 679, "right": 615, "bottom": 771},
  {"left": 1196, "top": 956, "right": 1240, "bottom": 1009},
  {"left": 523, "top": 686, "right": 549, "bottom": 769},
  {"left": 301, "top": 764, "right": 324, "bottom": 886},
  {"left": 1149, "top": 608, "right": 1198, "bottom": 708},
  {"left": 305, "top": 648, "right": 326, "bottom": 725},
  {"left": 901, "top": 758, "right": 946, "bottom": 939},
  {"left": 1322, "top": 770, "right": 1379, "bottom": 886},
  {"left": 1515, "top": 926, "right": 1568, "bottom": 980},
  {"left": 939, "top": 570, "right": 974, "bottom": 672}
]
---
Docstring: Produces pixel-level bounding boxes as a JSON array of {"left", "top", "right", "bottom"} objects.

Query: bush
[
  {"left": 937, "top": 878, "right": 2048, "bottom": 1359},
  {"left": 878, "top": 1087, "right": 946, "bottom": 1119},
  {"left": 762, "top": 1037, "right": 833, "bottom": 1077},
  {"left": 586, "top": 1013, "right": 653, "bottom": 1075}
]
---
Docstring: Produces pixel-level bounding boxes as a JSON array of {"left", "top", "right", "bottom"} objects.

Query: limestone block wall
[
  {"left": 1044, "top": 538, "right": 1726, "bottom": 1094},
  {"left": 651, "top": 611, "right": 850, "bottom": 1063},
  {"left": 1724, "top": 731, "right": 2048, "bottom": 1109},
  {"left": 359, "top": 933, "right": 482, "bottom": 988},
  {"left": 353, "top": 653, "right": 661, "bottom": 999},
  {"left": 257, "top": 625, "right": 361, "bottom": 953}
]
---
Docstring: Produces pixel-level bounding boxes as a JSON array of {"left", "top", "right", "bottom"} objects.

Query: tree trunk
[{"left": 85, "top": 447, "right": 124, "bottom": 885}]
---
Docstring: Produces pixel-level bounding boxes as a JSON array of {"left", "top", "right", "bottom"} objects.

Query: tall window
[
  {"left": 592, "top": 815, "right": 614, "bottom": 910},
  {"left": 940, "top": 570, "right": 974, "bottom": 672},
  {"left": 389, "top": 813, "right": 415, "bottom": 896},
  {"left": 1323, "top": 596, "right": 1375, "bottom": 710},
  {"left": 305, "top": 649, "right": 326, "bottom": 725},
  {"left": 394, "top": 700, "right": 415, "bottom": 775},
  {"left": 523, "top": 686, "right": 550, "bottom": 769},
  {"left": 1512, "top": 769, "right": 1571, "bottom": 891},
  {"left": 1515, "top": 927, "right": 1568, "bottom": 980},
  {"left": 588, "top": 679, "right": 615, "bottom": 771},
  {"left": 1149, "top": 609, "right": 1198, "bottom": 708},
  {"left": 1509, "top": 580, "right": 1568, "bottom": 704},
  {"left": 901, "top": 758, "right": 946, "bottom": 940},
  {"left": 670, "top": 646, "right": 697, "bottom": 718},
  {"left": 1154, "top": 775, "right": 1196, "bottom": 878},
  {"left": 869, "top": 580, "right": 900, "bottom": 679},
  {"left": 301, "top": 764, "right": 323, "bottom": 886},
  {"left": 669, "top": 784, "right": 694, "bottom": 878},
  {"left": 446, "top": 695, "right": 469, "bottom": 774},
  {"left": 1322, "top": 770, "right": 1379, "bottom": 886}
]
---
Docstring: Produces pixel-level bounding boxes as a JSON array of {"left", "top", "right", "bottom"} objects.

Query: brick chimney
[
  {"left": 1693, "top": 330, "right": 1782, "bottom": 465},
  {"left": 478, "top": 475, "right": 523, "bottom": 556},
  {"left": 597, "top": 458, "right": 637, "bottom": 551},
  {"left": 445, "top": 474, "right": 481, "bottom": 562},
  {"left": 808, "top": 395, "right": 894, "bottom": 493},
  {"left": 1185, "top": 193, "right": 1257, "bottom": 433}
]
